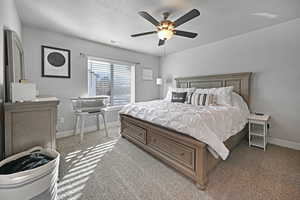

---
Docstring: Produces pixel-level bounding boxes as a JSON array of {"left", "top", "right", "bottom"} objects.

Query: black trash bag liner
[{"left": 0, "top": 152, "right": 54, "bottom": 175}]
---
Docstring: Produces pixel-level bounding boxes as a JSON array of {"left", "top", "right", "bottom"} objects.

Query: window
[{"left": 88, "top": 57, "right": 135, "bottom": 106}]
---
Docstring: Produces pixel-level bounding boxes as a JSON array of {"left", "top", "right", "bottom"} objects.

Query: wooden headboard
[{"left": 175, "top": 72, "right": 252, "bottom": 105}]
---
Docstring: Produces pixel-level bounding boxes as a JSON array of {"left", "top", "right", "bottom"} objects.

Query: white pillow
[
  {"left": 195, "top": 86, "right": 234, "bottom": 106},
  {"left": 164, "top": 87, "right": 195, "bottom": 102},
  {"left": 232, "top": 92, "right": 249, "bottom": 113}
]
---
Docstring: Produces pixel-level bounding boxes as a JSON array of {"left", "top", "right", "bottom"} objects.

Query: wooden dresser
[{"left": 4, "top": 97, "right": 59, "bottom": 157}]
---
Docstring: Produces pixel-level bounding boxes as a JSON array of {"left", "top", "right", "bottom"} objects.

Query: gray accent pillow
[{"left": 171, "top": 92, "right": 187, "bottom": 103}]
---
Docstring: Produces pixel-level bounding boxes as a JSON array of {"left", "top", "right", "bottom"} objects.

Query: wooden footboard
[{"left": 120, "top": 114, "right": 248, "bottom": 189}]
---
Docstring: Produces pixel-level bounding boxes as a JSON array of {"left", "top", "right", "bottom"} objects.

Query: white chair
[{"left": 71, "top": 96, "right": 109, "bottom": 142}]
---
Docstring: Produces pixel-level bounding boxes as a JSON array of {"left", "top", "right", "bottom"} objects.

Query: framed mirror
[{"left": 4, "top": 29, "right": 25, "bottom": 102}]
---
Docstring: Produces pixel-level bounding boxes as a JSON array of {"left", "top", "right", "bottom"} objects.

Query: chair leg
[
  {"left": 97, "top": 114, "right": 101, "bottom": 131},
  {"left": 101, "top": 112, "right": 108, "bottom": 137},
  {"left": 74, "top": 115, "right": 80, "bottom": 135},
  {"left": 80, "top": 116, "right": 85, "bottom": 143}
]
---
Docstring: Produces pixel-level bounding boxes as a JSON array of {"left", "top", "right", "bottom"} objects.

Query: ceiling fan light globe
[{"left": 158, "top": 29, "right": 174, "bottom": 40}]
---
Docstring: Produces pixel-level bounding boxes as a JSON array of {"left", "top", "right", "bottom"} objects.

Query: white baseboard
[
  {"left": 56, "top": 121, "right": 120, "bottom": 139},
  {"left": 269, "top": 137, "right": 300, "bottom": 151}
]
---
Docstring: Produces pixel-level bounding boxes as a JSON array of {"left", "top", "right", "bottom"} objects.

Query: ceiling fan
[{"left": 131, "top": 9, "right": 200, "bottom": 46}]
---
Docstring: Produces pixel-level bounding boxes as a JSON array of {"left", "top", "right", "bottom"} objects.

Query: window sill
[{"left": 106, "top": 105, "right": 125, "bottom": 111}]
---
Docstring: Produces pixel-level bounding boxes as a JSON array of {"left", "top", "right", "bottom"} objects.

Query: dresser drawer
[
  {"left": 148, "top": 130, "right": 195, "bottom": 170},
  {"left": 122, "top": 121, "right": 147, "bottom": 144}
]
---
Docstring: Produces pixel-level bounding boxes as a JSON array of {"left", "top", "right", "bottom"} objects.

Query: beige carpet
[{"left": 57, "top": 127, "right": 300, "bottom": 200}]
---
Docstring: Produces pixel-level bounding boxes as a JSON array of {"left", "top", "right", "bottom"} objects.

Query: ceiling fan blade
[
  {"left": 173, "top": 9, "right": 200, "bottom": 28},
  {"left": 174, "top": 30, "right": 198, "bottom": 38},
  {"left": 158, "top": 39, "right": 165, "bottom": 46},
  {"left": 131, "top": 31, "right": 156, "bottom": 37},
  {"left": 138, "top": 11, "right": 159, "bottom": 26}
]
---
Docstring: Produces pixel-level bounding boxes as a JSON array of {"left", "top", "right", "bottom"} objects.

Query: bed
[{"left": 119, "top": 72, "right": 252, "bottom": 190}]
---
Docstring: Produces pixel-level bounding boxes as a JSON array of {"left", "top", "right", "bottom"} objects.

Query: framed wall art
[{"left": 42, "top": 45, "right": 71, "bottom": 78}]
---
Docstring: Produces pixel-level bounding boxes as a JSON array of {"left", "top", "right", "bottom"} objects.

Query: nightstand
[{"left": 248, "top": 113, "right": 270, "bottom": 150}]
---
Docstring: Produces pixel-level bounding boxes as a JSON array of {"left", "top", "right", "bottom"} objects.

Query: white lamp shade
[
  {"left": 156, "top": 78, "right": 163, "bottom": 85},
  {"left": 157, "top": 29, "right": 174, "bottom": 40}
]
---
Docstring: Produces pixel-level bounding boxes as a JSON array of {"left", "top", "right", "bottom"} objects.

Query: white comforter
[{"left": 120, "top": 100, "right": 249, "bottom": 160}]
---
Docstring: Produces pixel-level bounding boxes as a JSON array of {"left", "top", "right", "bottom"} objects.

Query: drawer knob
[
  {"left": 152, "top": 138, "right": 157, "bottom": 143},
  {"left": 181, "top": 152, "right": 185, "bottom": 156}
]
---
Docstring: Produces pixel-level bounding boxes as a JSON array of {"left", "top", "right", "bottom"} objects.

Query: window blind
[{"left": 88, "top": 59, "right": 132, "bottom": 106}]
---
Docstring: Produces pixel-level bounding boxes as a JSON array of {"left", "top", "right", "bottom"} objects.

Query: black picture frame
[{"left": 41, "top": 45, "right": 71, "bottom": 78}]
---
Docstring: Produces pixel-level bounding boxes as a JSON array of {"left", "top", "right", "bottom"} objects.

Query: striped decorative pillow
[{"left": 188, "top": 93, "right": 214, "bottom": 106}]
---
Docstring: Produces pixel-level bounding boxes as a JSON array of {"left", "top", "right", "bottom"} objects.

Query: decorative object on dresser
[
  {"left": 41, "top": 45, "right": 71, "bottom": 78},
  {"left": 4, "top": 97, "right": 59, "bottom": 158},
  {"left": 120, "top": 72, "right": 252, "bottom": 190},
  {"left": 71, "top": 96, "right": 109, "bottom": 142},
  {"left": 11, "top": 83, "right": 36, "bottom": 103},
  {"left": 248, "top": 113, "right": 270, "bottom": 151}
]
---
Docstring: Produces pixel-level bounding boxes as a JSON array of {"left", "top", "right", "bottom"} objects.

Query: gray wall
[
  {"left": 160, "top": 18, "right": 300, "bottom": 145},
  {"left": 22, "top": 26, "right": 160, "bottom": 132},
  {"left": 0, "top": 0, "right": 22, "bottom": 159}
]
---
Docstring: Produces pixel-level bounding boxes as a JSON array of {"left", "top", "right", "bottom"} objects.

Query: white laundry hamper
[{"left": 0, "top": 147, "right": 60, "bottom": 200}]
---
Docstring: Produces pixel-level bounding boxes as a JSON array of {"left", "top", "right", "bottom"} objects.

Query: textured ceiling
[{"left": 16, "top": 0, "right": 300, "bottom": 56}]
